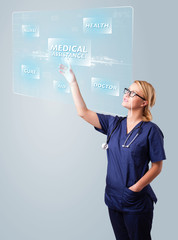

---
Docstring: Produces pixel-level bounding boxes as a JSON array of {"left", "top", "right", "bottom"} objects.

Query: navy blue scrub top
[{"left": 94, "top": 113, "right": 166, "bottom": 213}]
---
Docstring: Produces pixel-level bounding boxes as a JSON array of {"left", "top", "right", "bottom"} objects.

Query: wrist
[
  {"left": 69, "top": 79, "right": 77, "bottom": 86},
  {"left": 134, "top": 183, "right": 142, "bottom": 192}
]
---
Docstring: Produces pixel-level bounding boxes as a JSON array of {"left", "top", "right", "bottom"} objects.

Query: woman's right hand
[{"left": 59, "top": 62, "right": 76, "bottom": 84}]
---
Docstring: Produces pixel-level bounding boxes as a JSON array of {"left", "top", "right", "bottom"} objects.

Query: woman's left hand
[{"left": 128, "top": 184, "right": 141, "bottom": 192}]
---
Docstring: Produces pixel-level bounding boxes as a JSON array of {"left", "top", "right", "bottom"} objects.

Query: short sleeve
[
  {"left": 94, "top": 112, "right": 116, "bottom": 135},
  {"left": 148, "top": 124, "right": 166, "bottom": 162}
]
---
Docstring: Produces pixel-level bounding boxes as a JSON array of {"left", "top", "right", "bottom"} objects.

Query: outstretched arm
[{"left": 59, "top": 63, "right": 102, "bottom": 129}]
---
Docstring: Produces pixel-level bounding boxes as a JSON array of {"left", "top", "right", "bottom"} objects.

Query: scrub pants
[{"left": 108, "top": 208, "right": 153, "bottom": 240}]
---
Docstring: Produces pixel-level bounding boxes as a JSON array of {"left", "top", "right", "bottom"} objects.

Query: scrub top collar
[{"left": 124, "top": 117, "right": 144, "bottom": 135}]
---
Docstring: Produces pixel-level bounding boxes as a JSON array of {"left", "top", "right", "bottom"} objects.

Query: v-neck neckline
[{"left": 125, "top": 118, "right": 143, "bottom": 135}]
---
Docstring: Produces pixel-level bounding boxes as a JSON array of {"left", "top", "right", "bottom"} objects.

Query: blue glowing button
[
  {"left": 21, "top": 64, "right": 40, "bottom": 80},
  {"left": 53, "top": 80, "right": 70, "bottom": 94},
  {"left": 91, "top": 77, "right": 119, "bottom": 96},
  {"left": 83, "top": 17, "right": 112, "bottom": 34},
  {"left": 48, "top": 38, "right": 91, "bottom": 66},
  {"left": 22, "top": 24, "right": 39, "bottom": 38}
]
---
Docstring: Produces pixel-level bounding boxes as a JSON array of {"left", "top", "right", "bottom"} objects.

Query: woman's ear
[{"left": 141, "top": 100, "right": 148, "bottom": 107}]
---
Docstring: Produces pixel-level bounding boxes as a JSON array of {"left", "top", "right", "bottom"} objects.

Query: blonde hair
[{"left": 134, "top": 80, "right": 156, "bottom": 122}]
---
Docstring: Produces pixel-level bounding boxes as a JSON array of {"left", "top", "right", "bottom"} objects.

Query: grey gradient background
[{"left": 0, "top": 0, "right": 176, "bottom": 239}]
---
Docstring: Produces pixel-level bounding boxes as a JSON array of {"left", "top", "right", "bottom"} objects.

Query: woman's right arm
[{"left": 59, "top": 64, "right": 102, "bottom": 129}]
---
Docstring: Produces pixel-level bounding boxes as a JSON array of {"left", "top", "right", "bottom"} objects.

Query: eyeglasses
[{"left": 124, "top": 88, "right": 146, "bottom": 100}]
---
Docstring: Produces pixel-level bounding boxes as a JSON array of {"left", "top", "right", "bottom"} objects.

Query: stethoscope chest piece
[
  {"left": 102, "top": 143, "right": 108, "bottom": 150},
  {"left": 101, "top": 117, "right": 126, "bottom": 150}
]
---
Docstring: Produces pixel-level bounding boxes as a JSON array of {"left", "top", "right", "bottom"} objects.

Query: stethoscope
[{"left": 101, "top": 117, "right": 144, "bottom": 150}]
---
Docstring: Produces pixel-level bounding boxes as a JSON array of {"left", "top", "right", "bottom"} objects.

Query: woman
[{"left": 59, "top": 63, "right": 166, "bottom": 240}]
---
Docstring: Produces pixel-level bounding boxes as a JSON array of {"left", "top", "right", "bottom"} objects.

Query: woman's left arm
[{"left": 129, "top": 160, "right": 163, "bottom": 192}]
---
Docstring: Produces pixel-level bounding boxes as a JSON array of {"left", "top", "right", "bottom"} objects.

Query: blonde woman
[{"left": 59, "top": 63, "right": 166, "bottom": 240}]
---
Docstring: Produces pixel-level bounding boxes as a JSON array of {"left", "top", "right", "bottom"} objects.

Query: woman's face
[{"left": 122, "top": 83, "right": 146, "bottom": 110}]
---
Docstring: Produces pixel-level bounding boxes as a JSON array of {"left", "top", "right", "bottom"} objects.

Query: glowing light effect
[{"left": 12, "top": 7, "right": 133, "bottom": 115}]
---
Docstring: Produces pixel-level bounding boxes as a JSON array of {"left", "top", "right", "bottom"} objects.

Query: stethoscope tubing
[
  {"left": 102, "top": 117, "right": 126, "bottom": 150},
  {"left": 102, "top": 118, "right": 143, "bottom": 150},
  {"left": 122, "top": 121, "right": 143, "bottom": 148}
]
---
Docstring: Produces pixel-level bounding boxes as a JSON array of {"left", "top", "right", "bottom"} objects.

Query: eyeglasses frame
[{"left": 124, "top": 88, "right": 146, "bottom": 101}]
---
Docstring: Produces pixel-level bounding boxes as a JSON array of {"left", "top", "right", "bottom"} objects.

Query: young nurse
[{"left": 59, "top": 63, "right": 166, "bottom": 240}]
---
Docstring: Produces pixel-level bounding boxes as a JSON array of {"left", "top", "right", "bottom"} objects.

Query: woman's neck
[{"left": 127, "top": 109, "right": 143, "bottom": 123}]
